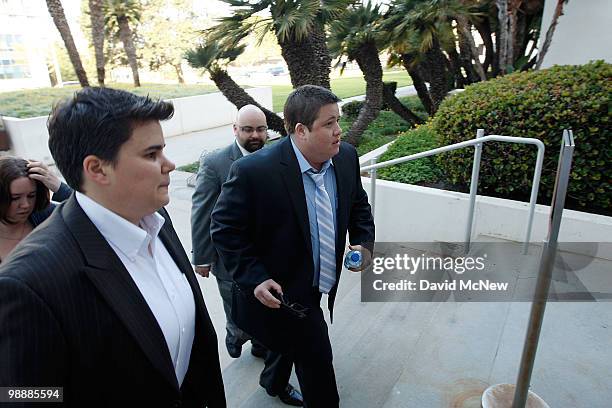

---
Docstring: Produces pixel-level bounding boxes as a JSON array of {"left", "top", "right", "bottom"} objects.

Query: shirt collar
[
  {"left": 289, "top": 136, "right": 333, "bottom": 175},
  {"left": 235, "top": 139, "right": 250, "bottom": 157},
  {"left": 75, "top": 192, "right": 165, "bottom": 260}
]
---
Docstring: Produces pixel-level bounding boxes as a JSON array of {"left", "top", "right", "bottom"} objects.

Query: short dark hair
[
  {"left": 48, "top": 87, "right": 174, "bottom": 191},
  {"left": 0, "top": 156, "right": 50, "bottom": 223},
  {"left": 283, "top": 85, "right": 341, "bottom": 134}
]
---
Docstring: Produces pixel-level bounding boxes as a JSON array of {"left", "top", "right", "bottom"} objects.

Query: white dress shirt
[{"left": 76, "top": 192, "right": 196, "bottom": 386}]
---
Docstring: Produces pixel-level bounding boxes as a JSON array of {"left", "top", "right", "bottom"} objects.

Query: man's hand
[
  {"left": 347, "top": 244, "right": 372, "bottom": 272},
  {"left": 27, "top": 161, "right": 61, "bottom": 193},
  {"left": 254, "top": 279, "right": 282, "bottom": 309},
  {"left": 194, "top": 265, "right": 211, "bottom": 278}
]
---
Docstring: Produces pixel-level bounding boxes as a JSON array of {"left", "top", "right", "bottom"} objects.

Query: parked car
[{"left": 267, "top": 66, "right": 286, "bottom": 76}]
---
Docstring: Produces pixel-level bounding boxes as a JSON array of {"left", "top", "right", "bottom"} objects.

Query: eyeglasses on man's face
[{"left": 239, "top": 126, "right": 268, "bottom": 134}]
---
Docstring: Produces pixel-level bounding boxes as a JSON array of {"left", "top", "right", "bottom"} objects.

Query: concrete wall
[
  {"left": 362, "top": 178, "right": 612, "bottom": 256},
  {"left": 160, "top": 86, "right": 273, "bottom": 137},
  {"left": 2, "top": 87, "right": 273, "bottom": 162},
  {"left": 539, "top": 0, "right": 612, "bottom": 68}
]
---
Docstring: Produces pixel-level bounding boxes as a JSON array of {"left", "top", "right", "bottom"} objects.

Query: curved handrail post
[
  {"left": 369, "top": 157, "right": 377, "bottom": 220},
  {"left": 522, "top": 144, "right": 545, "bottom": 254},
  {"left": 464, "top": 129, "right": 485, "bottom": 253}
]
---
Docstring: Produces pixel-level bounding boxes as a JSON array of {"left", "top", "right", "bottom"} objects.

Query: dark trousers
[
  {"left": 259, "top": 351, "right": 294, "bottom": 395},
  {"left": 216, "top": 277, "right": 252, "bottom": 347},
  {"left": 290, "top": 296, "right": 340, "bottom": 408},
  {"left": 217, "top": 277, "right": 294, "bottom": 395}
]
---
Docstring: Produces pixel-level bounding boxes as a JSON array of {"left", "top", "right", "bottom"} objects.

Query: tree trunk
[
  {"left": 382, "top": 82, "right": 423, "bottom": 126},
  {"left": 496, "top": 0, "right": 511, "bottom": 73},
  {"left": 401, "top": 54, "right": 434, "bottom": 116},
  {"left": 278, "top": 22, "right": 331, "bottom": 89},
  {"left": 496, "top": 0, "right": 522, "bottom": 73},
  {"left": 446, "top": 48, "right": 466, "bottom": 88},
  {"left": 514, "top": 9, "right": 528, "bottom": 61},
  {"left": 473, "top": 17, "right": 495, "bottom": 75},
  {"left": 493, "top": 22, "right": 501, "bottom": 76},
  {"left": 343, "top": 42, "right": 384, "bottom": 146},
  {"left": 509, "top": 0, "right": 522, "bottom": 67},
  {"left": 457, "top": 35, "right": 479, "bottom": 84},
  {"left": 88, "top": 0, "right": 105, "bottom": 86},
  {"left": 174, "top": 64, "right": 185, "bottom": 84},
  {"left": 425, "top": 38, "right": 451, "bottom": 112},
  {"left": 117, "top": 15, "right": 140, "bottom": 87},
  {"left": 456, "top": 15, "right": 487, "bottom": 81},
  {"left": 536, "top": 0, "right": 566, "bottom": 69},
  {"left": 209, "top": 69, "right": 287, "bottom": 136},
  {"left": 45, "top": 0, "right": 89, "bottom": 87}
]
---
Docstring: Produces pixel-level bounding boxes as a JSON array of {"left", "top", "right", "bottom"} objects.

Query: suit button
[{"left": 172, "top": 400, "right": 182, "bottom": 408}]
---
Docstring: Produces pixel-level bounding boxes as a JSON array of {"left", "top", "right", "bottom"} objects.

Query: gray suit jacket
[{"left": 191, "top": 142, "right": 242, "bottom": 281}]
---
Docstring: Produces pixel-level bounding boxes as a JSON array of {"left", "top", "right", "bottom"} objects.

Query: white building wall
[
  {"left": 0, "top": 0, "right": 53, "bottom": 91},
  {"left": 539, "top": 0, "right": 612, "bottom": 68}
]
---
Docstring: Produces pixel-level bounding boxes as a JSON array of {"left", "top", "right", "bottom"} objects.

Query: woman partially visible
[{"left": 0, "top": 156, "right": 71, "bottom": 262}]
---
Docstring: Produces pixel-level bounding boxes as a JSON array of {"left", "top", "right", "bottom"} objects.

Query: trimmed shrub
[
  {"left": 341, "top": 100, "right": 364, "bottom": 119},
  {"left": 377, "top": 124, "right": 443, "bottom": 185},
  {"left": 432, "top": 61, "right": 611, "bottom": 212}
]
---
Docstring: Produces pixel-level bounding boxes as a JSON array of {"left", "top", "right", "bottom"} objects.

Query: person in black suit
[
  {"left": 191, "top": 105, "right": 302, "bottom": 406},
  {"left": 0, "top": 87, "right": 225, "bottom": 407},
  {"left": 211, "top": 85, "right": 375, "bottom": 407}
]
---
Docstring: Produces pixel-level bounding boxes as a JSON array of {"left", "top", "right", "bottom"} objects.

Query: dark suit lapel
[
  {"left": 332, "top": 147, "right": 350, "bottom": 253},
  {"left": 62, "top": 196, "right": 179, "bottom": 390},
  {"left": 279, "top": 137, "right": 313, "bottom": 255}
]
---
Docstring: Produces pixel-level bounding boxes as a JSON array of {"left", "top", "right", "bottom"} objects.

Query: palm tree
[
  {"left": 209, "top": 0, "right": 350, "bottom": 90},
  {"left": 328, "top": 2, "right": 388, "bottom": 145},
  {"left": 88, "top": 0, "right": 105, "bottom": 86},
  {"left": 45, "top": 0, "right": 89, "bottom": 87},
  {"left": 104, "top": 0, "right": 141, "bottom": 87},
  {"left": 384, "top": 0, "right": 472, "bottom": 113},
  {"left": 186, "top": 41, "right": 287, "bottom": 136}
]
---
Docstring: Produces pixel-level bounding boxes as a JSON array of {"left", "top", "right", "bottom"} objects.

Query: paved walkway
[{"left": 166, "top": 170, "right": 611, "bottom": 408}]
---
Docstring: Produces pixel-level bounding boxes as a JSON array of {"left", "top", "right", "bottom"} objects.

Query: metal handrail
[{"left": 360, "top": 129, "right": 546, "bottom": 253}]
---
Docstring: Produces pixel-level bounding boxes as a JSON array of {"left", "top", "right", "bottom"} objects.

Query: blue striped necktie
[{"left": 307, "top": 169, "right": 336, "bottom": 293}]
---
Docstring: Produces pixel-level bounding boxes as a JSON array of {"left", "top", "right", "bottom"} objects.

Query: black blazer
[
  {"left": 210, "top": 137, "right": 374, "bottom": 352},
  {"left": 0, "top": 195, "right": 226, "bottom": 407}
]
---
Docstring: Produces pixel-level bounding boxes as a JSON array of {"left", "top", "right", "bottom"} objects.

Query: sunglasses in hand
[{"left": 273, "top": 292, "right": 309, "bottom": 319}]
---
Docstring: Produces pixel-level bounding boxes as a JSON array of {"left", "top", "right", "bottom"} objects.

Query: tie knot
[{"left": 307, "top": 169, "right": 325, "bottom": 187}]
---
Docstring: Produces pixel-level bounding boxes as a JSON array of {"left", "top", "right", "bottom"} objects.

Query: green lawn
[
  {"left": 1, "top": 70, "right": 411, "bottom": 118},
  {"left": 0, "top": 83, "right": 219, "bottom": 118},
  {"left": 271, "top": 71, "right": 412, "bottom": 112}
]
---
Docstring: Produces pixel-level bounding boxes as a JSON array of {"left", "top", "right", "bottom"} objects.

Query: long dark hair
[{"left": 0, "top": 156, "right": 50, "bottom": 224}]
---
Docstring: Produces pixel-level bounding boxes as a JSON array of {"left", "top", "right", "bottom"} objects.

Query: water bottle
[{"left": 344, "top": 250, "right": 362, "bottom": 269}]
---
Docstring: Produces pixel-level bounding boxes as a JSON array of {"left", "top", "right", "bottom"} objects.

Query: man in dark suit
[
  {"left": 0, "top": 87, "right": 225, "bottom": 407},
  {"left": 191, "top": 104, "right": 302, "bottom": 406},
  {"left": 211, "top": 85, "right": 375, "bottom": 407}
]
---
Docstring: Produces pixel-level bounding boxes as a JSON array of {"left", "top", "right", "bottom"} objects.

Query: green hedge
[
  {"left": 377, "top": 124, "right": 443, "bottom": 185},
  {"left": 432, "top": 61, "right": 611, "bottom": 212}
]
